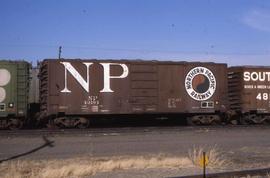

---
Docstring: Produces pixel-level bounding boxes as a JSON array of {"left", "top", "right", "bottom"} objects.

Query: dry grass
[
  {"left": 188, "top": 145, "right": 230, "bottom": 168},
  {"left": 0, "top": 154, "right": 193, "bottom": 178},
  {"left": 0, "top": 145, "right": 231, "bottom": 178}
]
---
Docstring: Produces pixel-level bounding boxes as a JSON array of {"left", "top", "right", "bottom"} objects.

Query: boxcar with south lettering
[
  {"left": 39, "top": 59, "right": 228, "bottom": 128},
  {"left": 228, "top": 66, "right": 270, "bottom": 124}
]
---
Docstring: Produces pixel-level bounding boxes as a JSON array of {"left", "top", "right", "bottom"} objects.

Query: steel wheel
[{"left": 8, "top": 119, "right": 23, "bottom": 130}]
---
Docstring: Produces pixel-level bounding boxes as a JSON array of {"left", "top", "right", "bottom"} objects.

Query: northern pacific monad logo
[{"left": 185, "top": 67, "right": 216, "bottom": 101}]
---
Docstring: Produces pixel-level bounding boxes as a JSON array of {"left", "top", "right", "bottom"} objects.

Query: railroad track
[
  {"left": 172, "top": 167, "right": 270, "bottom": 178},
  {"left": 0, "top": 126, "right": 190, "bottom": 137},
  {"left": 0, "top": 125, "right": 269, "bottom": 137}
]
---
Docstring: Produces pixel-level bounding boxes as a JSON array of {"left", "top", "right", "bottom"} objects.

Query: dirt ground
[{"left": 1, "top": 126, "right": 270, "bottom": 177}]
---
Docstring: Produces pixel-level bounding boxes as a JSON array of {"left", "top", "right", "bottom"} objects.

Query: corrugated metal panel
[
  {"left": 39, "top": 61, "right": 49, "bottom": 116},
  {"left": 129, "top": 63, "right": 158, "bottom": 112}
]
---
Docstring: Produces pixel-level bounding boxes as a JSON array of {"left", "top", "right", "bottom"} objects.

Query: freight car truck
[
  {"left": 39, "top": 59, "right": 228, "bottom": 128},
  {"left": 228, "top": 66, "right": 270, "bottom": 124},
  {"left": 0, "top": 60, "right": 30, "bottom": 129}
]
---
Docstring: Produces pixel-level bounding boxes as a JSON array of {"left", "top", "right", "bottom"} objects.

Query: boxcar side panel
[
  {"left": 129, "top": 63, "right": 159, "bottom": 113},
  {"left": 158, "top": 63, "right": 228, "bottom": 114},
  {"left": 0, "top": 61, "right": 29, "bottom": 118},
  {"left": 43, "top": 59, "right": 131, "bottom": 116},
  {"left": 0, "top": 62, "right": 17, "bottom": 117},
  {"left": 229, "top": 67, "right": 270, "bottom": 114},
  {"left": 158, "top": 64, "right": 185, "bottom": 112},
  {"left": 41, "top": 59, "right": 228, "bottom": 118}
]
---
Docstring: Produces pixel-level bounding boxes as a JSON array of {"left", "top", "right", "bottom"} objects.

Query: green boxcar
[{"left": 0, "top": 60, "right": 30, "bottom": 129}]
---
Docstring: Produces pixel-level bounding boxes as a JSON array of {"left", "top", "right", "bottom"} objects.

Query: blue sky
[{"left": 0, "top": 0, "right": 270, "bottom": 66}]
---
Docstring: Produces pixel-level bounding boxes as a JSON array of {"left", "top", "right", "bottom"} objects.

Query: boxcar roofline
[{"left": 43, "top": 58, "right": 227, "bottom": 66}]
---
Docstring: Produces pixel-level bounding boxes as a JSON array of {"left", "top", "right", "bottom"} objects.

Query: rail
[{"left": 171, "top": 167, "right": 270, "bottom": 178}]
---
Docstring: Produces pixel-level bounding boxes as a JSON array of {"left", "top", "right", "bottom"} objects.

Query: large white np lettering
[
  {"left": 60, "top": 62, "right": 93, "bottom": 93},
  {"left": 60, "top": 62, "right": 129, "bottom": 93},
  {"left": 100, "top": 63, "right": 129, "bottom": 92}
]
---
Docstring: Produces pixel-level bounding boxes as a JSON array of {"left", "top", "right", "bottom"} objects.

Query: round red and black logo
[{"left": 185, "top": 67, "right": 216, "bottom": 101}]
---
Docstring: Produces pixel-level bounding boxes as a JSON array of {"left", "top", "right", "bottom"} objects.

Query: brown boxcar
[
  {"left": 228, "top": 66, "right": 270, "bottom": 124},
  {"left": 39, "top": 59, "right": 228, "bottom": 127}
]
